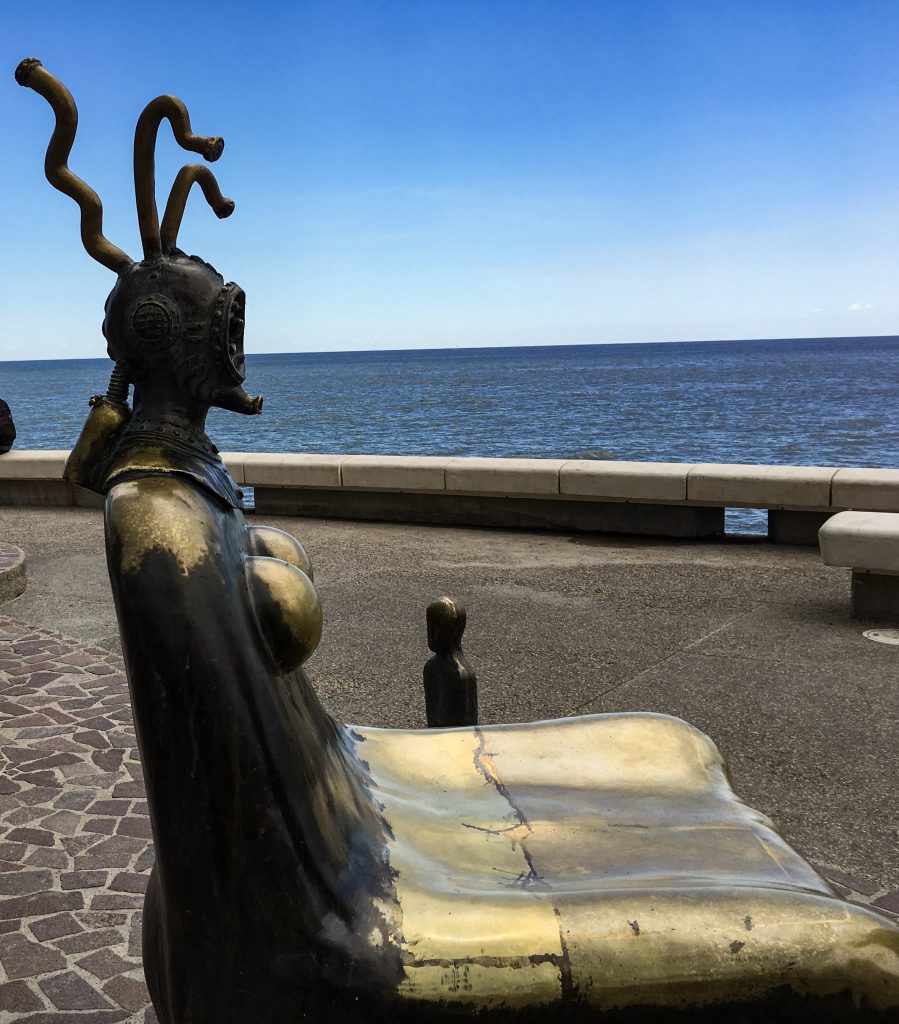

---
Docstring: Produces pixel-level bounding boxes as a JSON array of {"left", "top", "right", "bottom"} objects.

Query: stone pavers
[
  {"left": 0, "top": 607, "right": 897, "bottom": 1022},
  {"left": 807, "top": 862, "right": 899, "bottom": 919},
  {"left": 0, "top": 617, "right": 155, "bottom": 1023}
]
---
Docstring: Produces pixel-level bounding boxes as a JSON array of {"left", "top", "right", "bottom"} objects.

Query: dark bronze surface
[
  {"left": 105, "top": 478, "right": 400, "bottom": 1021},
  {"left": 18, "top": 57, "right": 899, "bottom": 1022},
  {"left": 133, "top": 94, "right": 225, "bottom": 262},
  {"left": 424, "top": 597, "right": 478, "bottom": 727},
  {"left": 15, "top": 58, "right": 131, "bottom": 272},
  {"left": 160, "top": 164, "right": 235, "bottom": 253}
]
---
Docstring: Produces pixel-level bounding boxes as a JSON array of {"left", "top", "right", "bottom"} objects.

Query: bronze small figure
[
  {"left": 18, "top": 57, "right": 899, "bottom": 1024},
  {"left": 423, "top": 597, "right": 478, "bottom": 727}
]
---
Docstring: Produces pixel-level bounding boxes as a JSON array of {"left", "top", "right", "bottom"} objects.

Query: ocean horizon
[
  {"left": 3, "top": 332, "right": 897, "bottom": 365},
  {"left": 3, "top": 335, "right": 898, "bottom": 532}
]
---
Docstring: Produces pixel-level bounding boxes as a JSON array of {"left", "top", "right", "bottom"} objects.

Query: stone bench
[
  {"left": 236, "top": 456, "right": 887, "bottom": 543},
  {"left": 819, "top": 510, "right": 899, "bottom": 619},
  {"left": 8, "top": 450, "right": 899, "bottom": 544},
  {"left": 241, "top": 454, "right": 721, "bottom": 537},
  {"left": 0, "top": 449, "right": 100, "bottom": 508}
]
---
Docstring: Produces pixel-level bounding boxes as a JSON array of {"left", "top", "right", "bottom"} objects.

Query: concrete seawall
[{"left": 3, "top": 450, "right": 899, "bottom": 543}]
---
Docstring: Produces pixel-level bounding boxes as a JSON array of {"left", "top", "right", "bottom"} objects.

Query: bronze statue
[
  {"left": 423, "top": 597, "right": 478, "bottom": 727},
  {"left": 18, "top": 58, "right": 899, "bottom": 1023}
]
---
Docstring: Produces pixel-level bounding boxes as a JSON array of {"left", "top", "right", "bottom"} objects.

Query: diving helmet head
[{"left": 102, "top": 254, "right": 260, "bottom": 416}]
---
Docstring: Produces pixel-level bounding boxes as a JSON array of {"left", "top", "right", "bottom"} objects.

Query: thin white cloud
[{"left": 848, "top": 302, "right": 873, "bottom": 311}]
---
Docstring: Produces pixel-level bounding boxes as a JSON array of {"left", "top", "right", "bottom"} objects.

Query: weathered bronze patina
[
  {"left": 423, "top": 597, "right": 478, "bottom": 727},
  {"left": 18, "top": 58, "right": 899, "bottom": 1023}
]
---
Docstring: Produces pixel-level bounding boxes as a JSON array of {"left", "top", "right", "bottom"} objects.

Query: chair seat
[{"left": 353, "top": 712, "right": 899, "bottom": 1014}]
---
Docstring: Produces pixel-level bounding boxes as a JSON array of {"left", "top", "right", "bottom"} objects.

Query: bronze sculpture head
[{"left": 16, "top": 57, "right": 261, "bottom": 500}]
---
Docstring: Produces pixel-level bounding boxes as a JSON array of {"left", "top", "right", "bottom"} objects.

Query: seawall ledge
[{"left": 4, "top": 450, "right": 898, "bottom": 544}]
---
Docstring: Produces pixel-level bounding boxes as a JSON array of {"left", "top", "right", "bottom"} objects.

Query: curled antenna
[
  {"left": 160, "top": 165, "right": 234, "bottom": 254},
  {"left": 134, "top": 96, "right": 226, "bottom": 262},
  {"left": 15, "top": 58, "right": 132, "bottom": 274}
]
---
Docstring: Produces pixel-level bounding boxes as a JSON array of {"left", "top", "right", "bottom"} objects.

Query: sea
[{"left": 2, "top": 335, "right": 898, "bottom": 533}]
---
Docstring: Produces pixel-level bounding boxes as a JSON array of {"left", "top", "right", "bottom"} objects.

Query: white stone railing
[
  {"left": 3, "top": 450, "right": 899, "bottom": 542},
  {"left": 220, "top": 453, "right": 899, "bottom": 509}
]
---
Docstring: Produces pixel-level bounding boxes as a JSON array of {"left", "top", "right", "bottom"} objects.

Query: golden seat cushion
[{"left": 352, "top": 713, "right": 899, "bottom": 1014}]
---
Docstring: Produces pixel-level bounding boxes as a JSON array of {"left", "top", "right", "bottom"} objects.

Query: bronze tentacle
[
  {"left": 134, "top": 96, "right": 224, "bottom": 262},
  {"left": 14, "top": 58, "right": 132, "bottom": 273},
  {"left": 160, "top": 165, "right": 235, "bottom": 253}
]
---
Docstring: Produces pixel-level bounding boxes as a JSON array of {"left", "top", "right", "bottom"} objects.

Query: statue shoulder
[
  {"left": 105, "top": 477, "right": 322, "bottom": 673},
  {"left": 105, "top": 474, "right": 226, "bottom": 579}
]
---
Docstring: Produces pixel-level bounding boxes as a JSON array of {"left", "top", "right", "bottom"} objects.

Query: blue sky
[{"left": 2, "top": 0, "right": 899, "bottom": 360}]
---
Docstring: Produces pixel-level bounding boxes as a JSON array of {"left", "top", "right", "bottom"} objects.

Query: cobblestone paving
[
  {"left": 0, "top": 613, "right": 897, "bottom": 1022},
  {"left": 0, "top": 618, "right": 155, "bottom": 1023}
]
